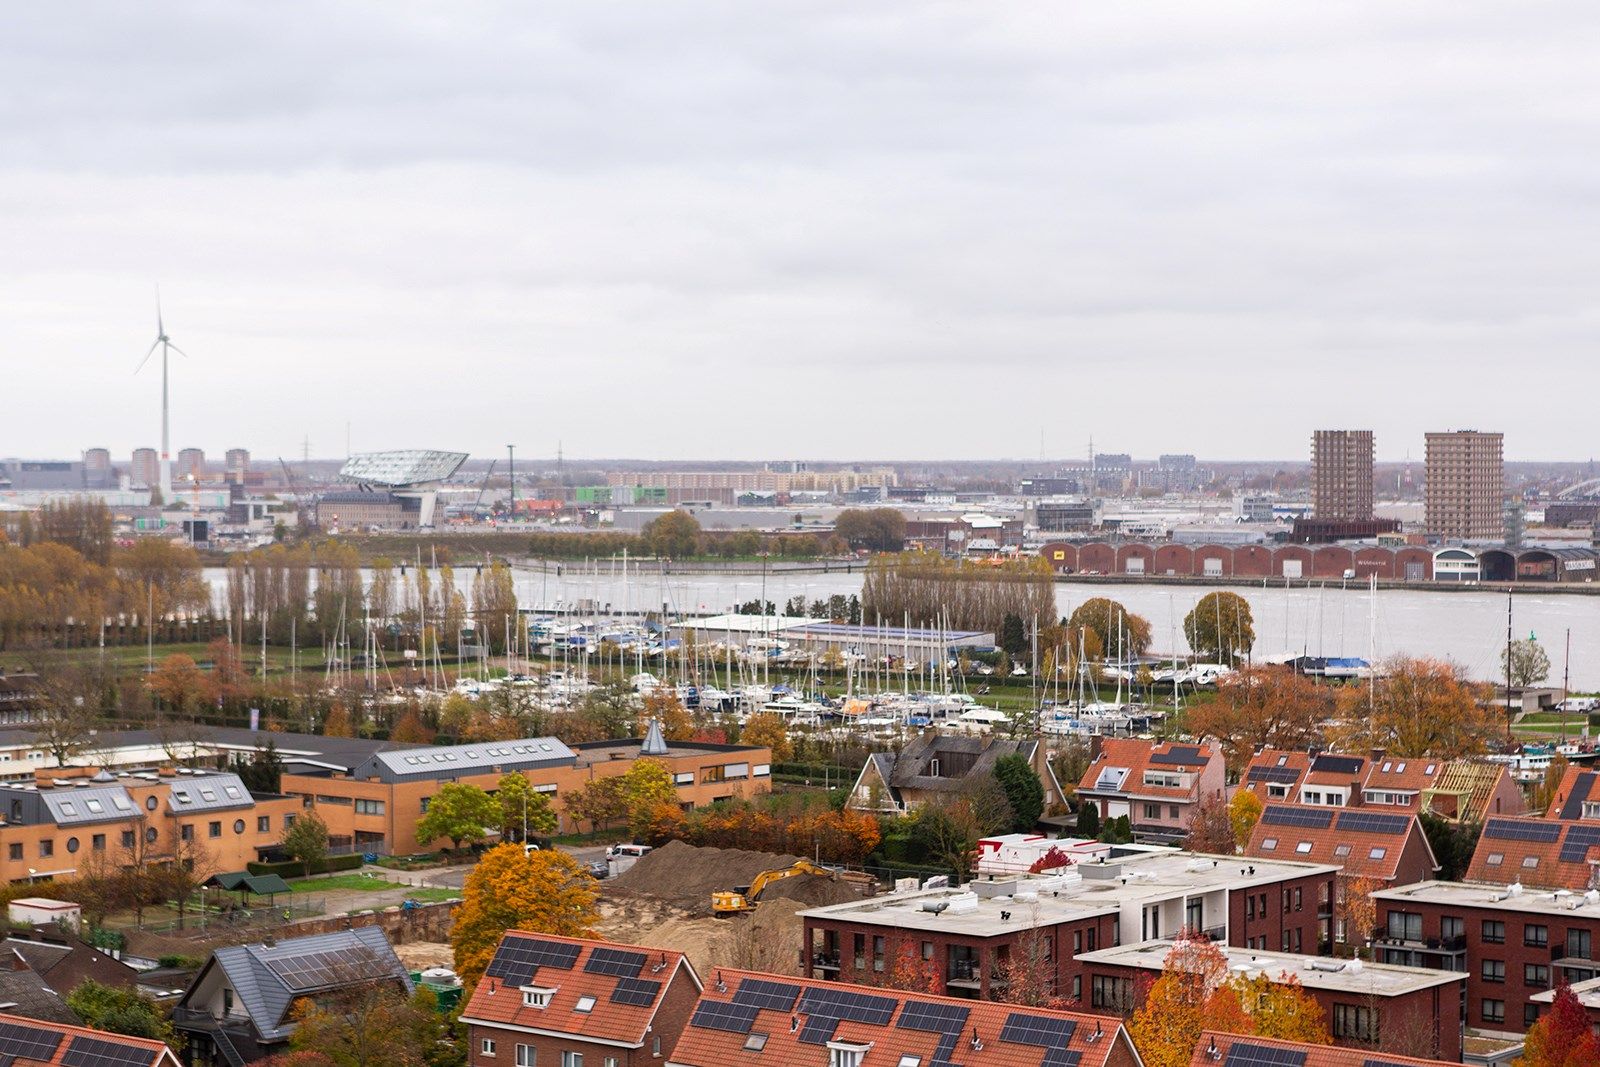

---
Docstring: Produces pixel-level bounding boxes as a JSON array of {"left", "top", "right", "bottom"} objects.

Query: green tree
[
  {"left": 993, "top": 754, "right": 1044, "bottom": 831},
  {"left": 641, "top": 510, "right": 702, "bottom": 558},
  {"left": 282, "top": 810, "right": 330, "bottom": 876},
  {"left": 1183, "top": 591, "right": 1256, "bottom": 665},
  {"left": 1503, "top": 637, "right": 1552, "bottom": 688},
  {"left": 999, "top": 614, "right": 1028, "bottom": 657},
  {"left": 232, "top": 739, "right": 285, "bottom": 794},
  {"left": 496, "top": 772, "right": 557, "bottom": 843},
  {"left": 67, "top": 979, "right": 179, "bottom": 1046},
  {"left": 416, "top": 782, "right": 500, "bottom": 852},
  {"left": 1075, "top": 801, "right": 1101, "bottom": 839},
  {"left": 832, "top": 509, "right": 907, "bottom": 552},
  {"left": 564, "top": 776, "right": 627, "bottom": 833},
  {"left": 1066, "top": 598, "right": 1152, "bottom": 656},
  {"left": 288, "top": 974, "right": 449, "bottom": 1067},
  {"left": 1420, "top": 813, "right": 1481, "bottom": 882},
  {"left": 618, "top": 759, "right": 677, "bottom": 837}
]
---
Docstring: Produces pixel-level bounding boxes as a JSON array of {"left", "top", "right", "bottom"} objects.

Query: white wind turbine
[{"left": 134, "top": 291, "right": 189, "bottom": 500}]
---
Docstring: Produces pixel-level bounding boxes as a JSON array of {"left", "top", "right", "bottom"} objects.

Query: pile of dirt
[
  {"left": 607, "top": 841, "right": 810, "bottom": 911},
  {"left": 393, "top": 941, "right": 456, "bottom": 970}
]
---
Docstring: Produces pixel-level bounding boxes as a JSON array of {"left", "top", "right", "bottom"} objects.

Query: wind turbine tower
[{"left": 135, "top": 294, "right": 188, "bottom": 500}]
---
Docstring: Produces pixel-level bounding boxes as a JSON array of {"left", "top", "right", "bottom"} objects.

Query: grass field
[{"left": 286, "top": 872, "right": 412, "bottom": 893}]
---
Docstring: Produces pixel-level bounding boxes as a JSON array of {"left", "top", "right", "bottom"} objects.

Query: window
[
  {"left": 1485, "top": 852, "right": 1504, "bottom": 866},
  {"left": 482, "top": 1039, "right": 497, "bottom": 1056},
  {"left": 1482, "top": 920, "right": 1505, "bottom": 944},
  {"left": 1522, "top": 856, "right": 1539, "bottom": 869},
  {"left": 258, "top": 816, "right": 270, "bottom": 832},
  {"left": 1295, "top": 841, "right": 1313, "bottom": 854},
  {"left": 744, "top": 1034, "right": 769, "bottom": 1052},
  {"left": 1481, "top": 959, "right": 1504, "bottom": 983},
  {"left": 60, "top": 801, "right": 77, "bottom": 816},
  {"left": 561, "top": 1053, "right": 583, "bottom": 1067},
  {"left": 516, "top": 1046, "right": 536, "bottom": 1067},
  {"left": 1169, "top": 804, "right": 1179, "bottom": 818},
  {"left": 38, "top": 840, "right": 52, "bottom": 858},
  {"left": 522, "top": 988, "right": 553, "bottom": 1009},
  {"left": 1526, "top": 963, "right": 1550, "bottom": 989},
  {"left": 1303, "top": 791, "right": 1322, "bottom": 805},
  {"left": 284, "top": 814, "right": 296, "bottom": 827},
  {"left": 828, "top": 1047, "right": 866, "bottom": 1067},
  {"left": 6, "top": 843, "right": 19, "bottom": 861},
  {"left": 1368, "top": 847, "right": 1386, "bottom": 860},
  {"left": 1091, "top": 975, "right": 1132, "bottom": 1011},
  {"left": 120, "top": 831, "right": 134, "bottom": 849},
  {"left": 898, "top": 1057, "right": 921, "bottom": 1067},
  {"left": 1526, "top": 1003, "right": 1543, "bottom": 1028},
  {"left": 92, "top": 834, "right": 105, "bottom": 852},
  {"left": 652, "top": 1036, "right": 661, "bottom": 1057},
  {"left": 574, "top": 995, "right": 597, "bottom": 1013},
  {"left": 179, "top": 824, "right": 194, "bottom": 842},
  {"left": 1332, "top": 1004, "right": 1376, "bottom": 1042},
  {"left": 420, "top": 797, "right": 431, "bottom": 814},
  {"left": 209, "top": 821, "right": 222, "bottom": 838},
  {"left": 605, "top": 1059, "right": 617, "bottom": 1067},
  {"left": 1333, "top": 844, "right": 1351, "bottom": 858},
  {"left": 200, "top": 789, "right": 217, "bottom": 802},
  {"left": 1442, "top": 916, "right": 1464, "bottom": 940},
  {"left": 1260, "top": 837, "right": 1278, "bottom": 852},
  {"left": 1293, "top": 887, "right": 1302, "bottom": 912},
  {"left": 1482, "top": 999, "right": 1505, "bottom": 1025},
  {"left": 234, "top": 819, "right": 246, "bottom": 834},
  {"left": 873, "top": 935, "right": 886, "bottom": 972},
  {"left": 1568, "top": 929, "right": 1592, "bottom": 960},
  {"left": 1143, "top": 803, "right": 1161, "bottom": 820},
  {"left": 1388, "top": 912, "right": 1423, "bottom": 941},
  {"left": 225, "top": 786, "right": 242, "bottom": 799},
  {"left": 1268, "top": 785, "right": 1288, "bottom": 799},
  {"left": 355, "top": 799, "right": 385, "bottom": 815},
  {"left": 1525, "top": 924, "right": 1548, "bottom": 948},
  {"left": 66, "top": 837, "right": 79, "bottom": 854},
  {"left": 701, "top": 766, "right": 726, "bottom": 784}
]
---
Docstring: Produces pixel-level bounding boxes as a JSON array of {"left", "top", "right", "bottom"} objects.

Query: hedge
[{"left": 247, "top": 853, "right": 364, "bottom": 878}]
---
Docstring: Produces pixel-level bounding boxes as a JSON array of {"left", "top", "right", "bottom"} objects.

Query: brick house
[
  {"left": 668, "top": 969, "right": 1141, "bottom": 1067},
  {"left": 461, "top": 932, "right": 702, "bottom": 1067},
  {"left": 1540, "top": 765, "right": 1600, "bottom": 821},
  {"left": 1187, "top": 1030, "right": 1461, "bottom": 1067},
  {"left": 800, "top": 851, "right": 1336, "bottom": 1001},
  {"left": 0, "top": 1010, "right": 183, "bottom": 1065},
  {"left": 1074, "top": 740, "right": 1226, "bottom": 844},
  {"left": 1240, "top": 749, "right": 1522, "bottom": 823},
  {"left": 1464, "top": 815, "right": 1600, "bottom": 890},
  {"left": 1080, "top": 941, "right": 1465, "bottom": 1061},
  {"left": 1241, "top": 805, "right": 1437, "bottom": 944},
  {"left": 1372, "top": 880, "right": 1600, "bottom": 1035},
  {"left": 847, "top": 736, "right": 1067, "bottom": 818}
]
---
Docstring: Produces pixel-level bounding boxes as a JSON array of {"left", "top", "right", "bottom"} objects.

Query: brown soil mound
[{"left": 608, "top": 841, "right": 813, "bottom": 911}]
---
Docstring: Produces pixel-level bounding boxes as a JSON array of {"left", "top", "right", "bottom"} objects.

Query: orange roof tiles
[
  {"left": 671, "top": 969, "right": 1132, "bottom": 1067},
  {"left": 1467, "top": 815, "right": 1600, "bottom": 890},
  {"left": 1543, "top": 765, "right": 1600, "bottom": 821},
  {"left": 1243, "top": 804, "right": 1433, "bottom": 882},
  {"left": 1189, "top": 1030, "right": 1456, "bottom": 1067},
  {"left": 1078, "top": 739, "right": 1218, "bottom": 801},
  {"left": 1363, "top": 756, "right": 1442, "bottom": 795},
  {"left": 1241, "top": 750, "right": 1311, "bottom": 798},
  {"left": 0, "top": 1010, "right": 179, "bottom": 1066},
  {"left": 461, "top": 931, "right": 696, "bottom": 1046}
]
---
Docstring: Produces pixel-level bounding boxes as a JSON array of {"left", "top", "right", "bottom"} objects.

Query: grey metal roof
[
  {"left": 198, "top": 927, "right": 409, "bottom": 1041},
  {"left": 40, "top": 785, "right": 139, "bottom": 826},
  {"left": 353, "top": 737, "right": 577, "bottom": 782},
  {"left": 166, "top": 773, "right": 253, "bottom": 814}
]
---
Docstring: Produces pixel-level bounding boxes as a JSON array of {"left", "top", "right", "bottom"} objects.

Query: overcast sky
[{"left": 4, "top": 2, "right": 1598, "bottom": 464}]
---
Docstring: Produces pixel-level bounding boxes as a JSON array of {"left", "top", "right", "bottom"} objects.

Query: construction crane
[
  {"left": 279, "top": 457, "right": 308, "bottom": 529},
  {"left": 473, "top": 459, "right": 498, "bottom": 519},
  {"left": 712, "top": 859, "right": 837, "bottom": 915}
]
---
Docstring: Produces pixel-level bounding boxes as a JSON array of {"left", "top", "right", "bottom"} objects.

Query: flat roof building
[
  {"left": 1312, "top": 430, "right": 1375, "bottom": 522},
  {"left": 1425, "top": 431, "right": 1505, "bottom": 540}
]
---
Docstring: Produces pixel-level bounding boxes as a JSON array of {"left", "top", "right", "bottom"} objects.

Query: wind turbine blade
[
  {"left": 156, "top": 284, "right": 164, "bottom": 336},
  {"left": 166, "top": 342, "right": 191, "bottom": 359},
  {"left": 134, "top": 338, "right": 160, "bottom": 373}
]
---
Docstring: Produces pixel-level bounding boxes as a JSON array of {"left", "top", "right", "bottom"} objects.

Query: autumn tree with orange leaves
[
  {"left": 1331, "top": 656, "right": 1496, "bottom": 759},
  {"left": 861, "top": 933, "right": 943, "bottom": 994},
  {"left": 1232, "top": 972, "right": 1327, "bottom": 1043},
  {"left": 1129, "top": 934, "right": 1254, "bottom": 1067},
  {"left": 451, "top": 845, "right": 599, "bottom": 987},
  {"left": 1520, "top": 981, "right": 1600, "bottom": 1067},
  {"left": 1186, "top": 667, "right": 1334, "bottom": 775},
  {"left": 1341, "top": 875, "right": 1382, "bottom": 952}
]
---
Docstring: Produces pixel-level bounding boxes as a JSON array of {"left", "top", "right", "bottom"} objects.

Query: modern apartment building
[
  {"left": 1311, "top": 430, "right": 1375, "bottom": 521},
  {"left": 1425, "top": 430, "right": 1505, "bottom": 540}
]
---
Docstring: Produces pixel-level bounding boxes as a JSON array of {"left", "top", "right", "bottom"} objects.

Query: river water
[{"left": 203, "top": 565, "right": 1600, "bottom": 689}]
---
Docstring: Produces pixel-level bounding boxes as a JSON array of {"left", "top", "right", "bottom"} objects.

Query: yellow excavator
[{"left": 712, "top": 859, "right": 837, "bottom": 915}]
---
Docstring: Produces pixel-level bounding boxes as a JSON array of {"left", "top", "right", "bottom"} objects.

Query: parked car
[{"left": 587, "top": 860, "right": 610, "bottom": 880}]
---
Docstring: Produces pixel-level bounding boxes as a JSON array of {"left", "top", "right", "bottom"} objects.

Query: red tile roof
[
  {"left": 1542, "top": 765, "right": 1600, "bottom": 821},
  {"left": 671, "top": 969, "right": 1133, "bottom": 1067},
  {"left": 1467, "top": 815, "right": 1600, "bottom": 890},
  {"left": 1240, "top": 750, "right": 1312, "bottom": 798},
  {"left": 1077, "top": 739, "right": 1219, "bottom": 801},
  {"left": 1243, "top": 804, "right": 1434, "bottom": 882},
  {"left": 1362, "top": 756, "right": 1443, "bottom": 796},
  {"left": 0, "top": 1010, "right": 179, "bottom": 1066},
  {"left": 1189, "top": 1030, "right": 1456, "bottom": 1067},
  {"left": 461, "top": 931, "right": 697, "bottom": 1046}
]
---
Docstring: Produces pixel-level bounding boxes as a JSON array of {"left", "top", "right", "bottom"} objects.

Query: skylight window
[
  {"left": 404, "top": 757, "right": 419, "bottom": 765},
  {"left": 574, "top": 995, "right": 597, "bottom": 1013},
  {"left": 174, "top": 791, "right": 192, "bottom": 804},
  {"left": 225, "top": 787, "right": 242, "bottom": 799},
  {"left": 200, "top": 789, "right": 217, "bottom": 802},
  {"left": 745, "top": 1033, "right": 769, "bottom": 1052},
  {"left": 1369, "top": 847, "right": 1387, "bottom": 860},
  {"left": 1333, "top": 844, "right": 1351, "bottom": 857},
  {"left": 1425, "top": 764, "right": 1436, "bottom": 775},
  {"left": 1260, "top": 838, "right": 1278, "bottom": 851},
  {"left": 112, "top": 796, "right": 133, "bottom": 812},
  {"left": 1523, "top": 856, "right": 1539, "bottom": 868},
  {"left": 898, "top": 1057, "right": 921, "bottom": 1067},
  {"left": 60, "top": 802, "right": 77, "bottom": 816},
  {"left": 1295, "top": 841, "right": 1313, "bottom": 854},
  {"left": 85, "top": 799, "right": 103, "bottom": 813}
]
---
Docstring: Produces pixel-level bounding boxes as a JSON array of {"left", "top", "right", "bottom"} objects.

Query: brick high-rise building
[
  {"left": 1311, "top": 430, "right": 1375, "bottom": 521},
  {"left": 1425, "top": 430, "right": 1504, "bottom": 540},
  {"left": 130, "top": 447, "right": 158, "bottom": 488}
]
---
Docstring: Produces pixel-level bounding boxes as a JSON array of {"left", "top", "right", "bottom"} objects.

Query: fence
[{"left": 104, "top": 895, "right": 327, "bottom": 937}]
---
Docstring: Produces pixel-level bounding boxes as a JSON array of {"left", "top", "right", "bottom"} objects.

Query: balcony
[
  {"left": 946, "top": 959, "right": 981, "bottom": 990},
  {"left": 812, "top": 954, "right": 841, "bottom": 973}
]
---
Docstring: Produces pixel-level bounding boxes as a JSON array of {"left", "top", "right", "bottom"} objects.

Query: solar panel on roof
[
  {"left": 1247, "top": 766, "right": 1299, "bottom": 785},
  {"left": 611, "top": 976, "right": 662, "bottom": 1006},
  {"left": 999, "top": 1012, "right": 1077, "bottom": 1048},
  {"left": 796, "top": 987, "right": 897, "bottom": 1025},
  {"left": 1559, "top": 824, "right": 1600, "bottom": 864},
  {"left": 798, "top": 1015, "right": 840, "bottom": 1045},
  {"left": 1223, "top": 1042, "right": 1308, "bottom": 1067},
  {"left": 1311, "top": 754, "right": 1363, "bottom": 775},
  {"left": 585, "top": 946, "right": 647, "bottom": 977},
  {"left": 0, "top": 1021, "right": 63, "bottom": 1063},
  {"left": 1041, "top": 1049, "right": 1083, "bottom": 1067},
  {"left": 930, "top": 1031, "right": 961, "bottom": 1067},
  {"left": 1259, "top": 806, "right": 1334, "bottom": 829},
  {"left": 690, "top": 1000, "right": 761, "bottom": 1035},
  {"left": 732, "top": 978, "right": 801, "bottom": 1012},
  {"left": 484, "top": 937, "right": 582, "bottom": 986},
  {"left": 62, "top": 1034, "right": 158, "bottom": 1067},
  {"left": 1561, "top": 773, "right": 1596, "bottom": 821},
  {"left": 1151, "top": 745, "right": 1205, "bottom": 766},
  {"left": 1364, "top": 1060, "right": 1423, "bottom": 1067},
  {"left": 1484, "top": 817, "right": 1561, "bottom": 843},
  {"left": 1336, "top": 811, "right": 1410, "bottom": 835},
  {"left": 897, "top": 1000, "right": 970, "bottom": 1034}
]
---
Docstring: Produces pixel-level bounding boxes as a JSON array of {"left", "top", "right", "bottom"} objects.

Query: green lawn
[{"left": 285, "top": 872, "right": 412, "bottom": 893}]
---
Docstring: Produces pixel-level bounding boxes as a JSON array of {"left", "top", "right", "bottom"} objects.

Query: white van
[{"left": 606, "top": 843, "right": 652, "bottom": 875}]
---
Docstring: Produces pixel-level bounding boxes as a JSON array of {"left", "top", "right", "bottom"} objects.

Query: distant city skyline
[{"left": 5, "top": 4, "right": 1600, "bottom": 461}]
